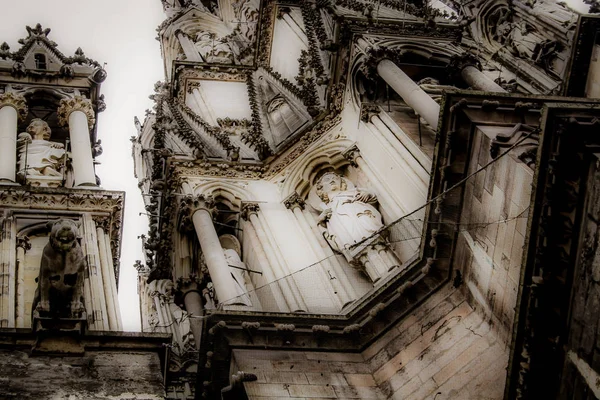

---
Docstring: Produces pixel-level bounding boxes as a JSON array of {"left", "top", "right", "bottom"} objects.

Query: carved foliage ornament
[
  {"left": 178, "top": 194, "right": 216, "bottom": 232},
  {"left": 57, "top": 95, "right": 95, "bottom": 127},
  {"left": 283, "top": 192, "right": 305, "bottom": 210},
  {"left": 0, "top": 92, "right": 28, "bottom": 121}
]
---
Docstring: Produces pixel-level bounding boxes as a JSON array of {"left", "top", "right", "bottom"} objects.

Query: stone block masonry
[{"left": 235, "top": 285, "right": 507, "bottom": 399}]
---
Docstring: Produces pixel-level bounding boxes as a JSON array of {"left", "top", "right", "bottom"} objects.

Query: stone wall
[
  {"left": 236, "top": 285, "right": 508, "bottom": 399},
  {"left": 0, "top": 330, "right": 169, "bottom": 400},
  {"left": 0, "top": 350, "right": 164, "bottom": 399},
  {"left": 455, "top": 127, "right": 533, "bottom": 344}
]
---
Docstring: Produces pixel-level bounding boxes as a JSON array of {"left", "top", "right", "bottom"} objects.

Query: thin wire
[
  {"left": 215, "top": 253, "right": 339, "bottom": 307},
  {"left": 194, "top": 127, "right": 539, "bottom": 308},
  {"left": 212, "top": 207, "right": 530, "bottom": 306}
]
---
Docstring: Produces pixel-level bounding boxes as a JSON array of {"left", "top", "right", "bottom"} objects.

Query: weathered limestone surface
[
  {"left": 455, "top": 128, "right": 533, "bottom": 344},
  {"left": 0, "top": 349, "right": 165, "bottom": 399},
  {"left": 236, "top": 286, "right": 508, "bottom": 399}
]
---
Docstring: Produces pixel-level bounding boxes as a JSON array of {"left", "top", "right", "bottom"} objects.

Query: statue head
[
  {"left": 316, "top": 172, "right": 347, "bottom": 203},
  {"left": 26, "top": 118, "right": 51, "bottom": 140}
]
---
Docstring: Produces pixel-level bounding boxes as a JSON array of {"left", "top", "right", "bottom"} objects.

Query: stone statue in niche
[
  {"left": 219, "top": 234, "right": 252, "bottom": 306},
  {"left": 17, "top": 118, "right": 65, "bottom": 187},
  {"left": 308, "top": 171, "right": 401, "bottom": 283},
  {"left": 33, "top": 219, "right": 85, "bottom": 319}
]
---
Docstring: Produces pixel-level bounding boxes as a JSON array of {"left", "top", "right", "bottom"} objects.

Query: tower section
[
  {"left": 0, "top": 25, "right": 167, "bottom": 399},
  {"left": 134, "top": 1, "right": 600, "bottom": 399}
]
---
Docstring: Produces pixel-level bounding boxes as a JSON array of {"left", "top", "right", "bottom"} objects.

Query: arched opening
[{"left": 34, "top": 53, "right": 47, "bottom": 70}]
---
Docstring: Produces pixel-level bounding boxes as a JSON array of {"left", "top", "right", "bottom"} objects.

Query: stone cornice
[
  {"left": 57, "top": 95, "right": 95, "bottom": 127},
  {"left": 0, "top": 92, "right": 28, "bottom": 121}
]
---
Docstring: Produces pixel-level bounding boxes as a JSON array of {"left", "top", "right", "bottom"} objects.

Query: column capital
[
  {"left": 240, "top": 202, "right": 260, "bottom": 221},
  {"left": 277, "top": 6, "right": 292, "bottom": 18},
  {"left": 283, "top": 192, "right": 305, "bottom": 211},
  {"left": 57, "top": 95, "right": 95, "bottom": 127},
  {"left": 360, "top": 45, "right": 403, "bottom": 81},
  {"left": 342, "top": 144, "right": 361, "bottom": 167},
  {"left": 178, "top": 194, "right": 215, "bottom": 232},
  {"left": 360, "top": 104, "right": 381, "bottom": 122},
  {"left": 92, "top": 215, "right": 111, "bottom": 231},
  {"left": 16, "top": 235, "right": 31, "bottom": 252},
  {"left": 176, "top": 275, "right": 201, "bottom": 293},
  {"left": 448, "top": 53, "right": 481, "bottom": 76},
  {"left": 0, "top": 92, "right": 28, "bottom": 121}
]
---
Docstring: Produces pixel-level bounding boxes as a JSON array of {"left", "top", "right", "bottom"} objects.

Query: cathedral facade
[{"left": 2, "top": 0, "right": 600, "bottom": 399}]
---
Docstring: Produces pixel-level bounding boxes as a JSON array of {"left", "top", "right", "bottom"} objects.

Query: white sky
[
  {"left": 0, "top": 0, "right": 166, "bottom": 331},
  {"left": 0, "top": 0, "right": 592, "bottom": 331}
]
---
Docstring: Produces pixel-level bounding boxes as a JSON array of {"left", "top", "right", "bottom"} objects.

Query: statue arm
[
  {"left": 354, "top": 189, "right": 377, "bottom": 204},
  {"left": 317, "top": 207, "right": 332, "bottom": 226}
]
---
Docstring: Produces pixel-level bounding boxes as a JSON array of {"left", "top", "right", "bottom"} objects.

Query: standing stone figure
[
  {"left": 33, "top": 219, "right": 85, "bottom": 319},
  {"left": 313, "top": 172, "right": 401, "bottom": 283},
  {"left": 219, "top": 234, "right": 252, "bottom": 306},
  {"left": 17, "top": 118, "right": 65, "bottom": 185}
]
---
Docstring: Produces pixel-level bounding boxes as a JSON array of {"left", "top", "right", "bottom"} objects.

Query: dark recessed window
[{"left": 34, "top": 53, "right": 47, "bottom": 70}]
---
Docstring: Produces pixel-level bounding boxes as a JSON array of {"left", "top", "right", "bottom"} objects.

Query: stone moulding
[{"left": 0, "top": 186, "right": 125, "bottom": 284}]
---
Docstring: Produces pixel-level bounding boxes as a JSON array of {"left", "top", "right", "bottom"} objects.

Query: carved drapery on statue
[
  {"left": 33, "top": 219, "right": 85, "bottom": 320},
  {"left": 17, "top": 118, "right": 66, "bottom": 187},
  {"left": 308, "top": 172, "right": 400, "bottom": 283},
  {"left": 219, "top": 234, "right": 252, "bottom": 307}
]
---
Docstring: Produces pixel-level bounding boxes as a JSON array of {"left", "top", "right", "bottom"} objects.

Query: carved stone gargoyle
[{"left": 32, "top": 219, "right": 86, "bottom": 321}]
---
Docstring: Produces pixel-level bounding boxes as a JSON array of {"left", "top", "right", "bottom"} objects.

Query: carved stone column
[
  {"left": 15, "top": 236, "right": 31, "bottom": 328},
  {"left": 179, "top": 195, "right": 241, "bottom": 306},
  {"left": 357, "top": 38, "right": 440, "bottom": 130},
  {"left": 57, "top": 96, "right": 96, "bottom": 186},
  {"left": 94, "top": 217, "right": 122, "bottom": 331},
  {"left": 239, "top": 207, "right": 290, "bottom": 312},
  {"left": 81, "top": 214, "right": 109, "bottom": 330},
  {"left": 362, "top": 107, "right": 430, "bottom": 195},
  {"left": 278, "top": 7, "right": 309, "bottom": 47},
  {"left": 177, "top": 276, "right": 203, "bottom": 350},
  {"left": 241, "top": 203, "right": 306, "bottom": 312},
  {"left": 284, "top": 193, "right": 355, "bottom": 307},
  {"left": 176, "top": 30, "right": 203, "bottom": 62},
  {"left": 0, "top": 92, "right": 27, "bottom": 183},
  {"left": 449, "top": 54, "right": 506, "bottom": 93}
]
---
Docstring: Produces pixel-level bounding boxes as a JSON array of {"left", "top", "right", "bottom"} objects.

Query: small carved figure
[
  {"left": 220, "top": 234, "right": 252, "bottom": 306},
  {"left": 17, "top": 118, "right": 65, "bottom": 177},
  {"left": 314, "top": 172, "right": 382, "bottom": 251},
  {"left": 33, "top": 219, "right": 85, "bottom": 318}
]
